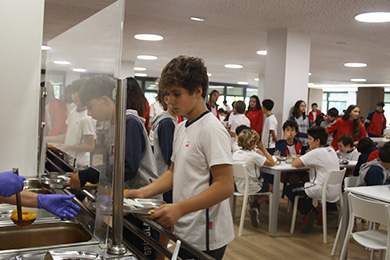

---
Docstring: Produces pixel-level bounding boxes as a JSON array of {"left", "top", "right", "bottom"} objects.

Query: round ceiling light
[
  {"left": 344, "top": 63, "right": 367, "bottom": 68},
  {"left": 256, "top": 50, "right": 267, "bottom": 55},
  {"left": 191, "top": 17, "right": 205, "bottom": 22},
  {"left": 53, "top": 60, "right": 70, "bottom": 65},
  {"left": 237, "top": 81, "right": 248, "bottom": 85},
  {"left": 207, "top": 73, "right": 212, "bottom": 77},
  {"left": 225, "top": 64, "right": 243, "bottom": 69},
  {"left": 41, "top": 45, "right": 51, "bottom": 51},
  {"left": 350, "top": 78, "right": 367, "bottom": 82},
  {"left": 134, "top": 34, "right": 163, "bottom": 41},
  {"left": 73, "top": 68, "right": 86, "bottom": 72},
  {"left": 254, "top": 78, "right": 259, "bottom": 81},
  {"left": 137, "top": 55, "right": 158, "bottom": 60},
  {"left": 355, "top": 12, "right": 390, "bottom": 23},
  {"left": 134, "top": 73, "right": 147, "bottom": 77},
  {"left": 134, "top": 67, "right": 146, "bottom": 71}
]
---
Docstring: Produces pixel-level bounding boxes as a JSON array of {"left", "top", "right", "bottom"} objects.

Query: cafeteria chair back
[
  {"left": 231, "top": 163, "right": 272, "bottom": 236},
  {"left": 339, "top": 193, "right": 390, "bottom": 260},
  {"left": 331, "top": 176, "right": 358, "bottom": 256},
  {"left": 290, "top": 168, "right": 346, "bottom": 243}
]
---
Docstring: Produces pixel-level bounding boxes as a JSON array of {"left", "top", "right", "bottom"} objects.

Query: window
[{"left": 322, "top": 92, "right": 348, "bottom": 114}]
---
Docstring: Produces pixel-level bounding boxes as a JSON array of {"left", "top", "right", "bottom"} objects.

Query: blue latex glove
[
  {"left": 0, "top": 171, "right": 25, "bottom": 197},
  {"left": 37, "top": 194, "right": 81, "bottom": 218}
]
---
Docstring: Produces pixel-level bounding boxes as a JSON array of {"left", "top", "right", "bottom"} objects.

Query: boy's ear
[
  {"left": 163, "top": 95, "right": 169, "bottom": 105},
  {"left": 194, "top": 85, "right": 203, "bottom": 98},
  {"left": 102, "top": 95, "right": 112, "bottom": 105}
]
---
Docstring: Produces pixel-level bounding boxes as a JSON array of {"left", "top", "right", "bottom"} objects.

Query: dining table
[
  {"left": 338, "top": 185, "right": 390, "bottom": 259},
  {"left": 369, "top": 137, "right": 389, "bottom": 147}
]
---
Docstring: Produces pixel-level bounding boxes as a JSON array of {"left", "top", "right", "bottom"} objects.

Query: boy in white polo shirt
[
  {"left": 285, "top": 126, "right": 339, "bottom": 233},
  {"left": 126, "top": 55, "right": 234, "bottom": 260},
  {"left": 261, "top": 99, "right": 278, "bottom": 155}
]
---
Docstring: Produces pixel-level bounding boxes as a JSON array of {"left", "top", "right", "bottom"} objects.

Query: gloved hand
[
  {"left": 0, "top": 171, "right": 25, "bottom": 197},
  {"left": 37, "top": 194, "right": 81, "bottom": 218}
]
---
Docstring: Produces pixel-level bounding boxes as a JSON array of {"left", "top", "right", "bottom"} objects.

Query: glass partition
[{"left": 41, "top": 0, "right": 125, "bottom": 248}]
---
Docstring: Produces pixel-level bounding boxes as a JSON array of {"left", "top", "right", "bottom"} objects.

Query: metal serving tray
[{"left": 5, "top": 250, "right": 104, "bottom": 260}]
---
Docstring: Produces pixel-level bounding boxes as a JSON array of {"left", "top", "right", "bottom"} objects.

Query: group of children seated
[{"left": 226, "top": 99, "right": 390, "bottom": 233}]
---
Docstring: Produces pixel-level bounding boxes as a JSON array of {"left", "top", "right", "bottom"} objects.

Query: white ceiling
[{"left": 43, "top": 0, "right": 390, "bottom": 88}]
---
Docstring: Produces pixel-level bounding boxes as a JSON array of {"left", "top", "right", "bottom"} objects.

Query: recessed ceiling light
[
  {"left": 134, "top": 34, "right": 163, "bottom": 41},
  {"left": 225, "top": 64, "right": 243, "bottom": 69},
  {"left": 308, "top": 72, "right": 312, "bottom": 76},
  {"left": 53, "top": 60, "right": 70, "bottom": 65},
  {"left": 134, "top": 73, "right": 147, "bottom": 77},
  {"left": 191, "top": 17, "right": 205, "bottom": 22},
  {"left": 355, "top": 12, "right": 390, "bottom": 23},
  {"left": 350, "top": 78, "right": 366, "bottom": 82},
  {"left": 254, "top": 78, "right": 259, "bottom": 82},
  {"left": 207, "top": 73, "right": 212, "bottom": 77},
  {"left": 237, "top": 82, "right": 248, "bottom": 85},
  {"left": 73, "top": 68, "right": 86, "bottom": 72},
  {"left": 134, "top": 67, "right": 146, "bottom": 71},
  {"left": 344, "top": 63, "right": 367, "bottom": 68},
  {"left": 41, "top": 45, "right": 51, "bottom": 51},
  {"left": 137, "top": 55, "right": 157, "bottom": 60},
  {"left": 256, "top": 50, "right": 267, "bottom": 55},
  {"left": 308, "top": 83, "right": 315, "bottom": 87}
]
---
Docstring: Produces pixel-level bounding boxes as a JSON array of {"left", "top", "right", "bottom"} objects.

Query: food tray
[
  {"left": 129, "top": 207, "right": 156, "bottom": 218},
  {"left": 40, "top": 173, "right": 70, "bottom": 189},
  {"left": 123, "top": 198, "right": 165, "bottom": 216}
]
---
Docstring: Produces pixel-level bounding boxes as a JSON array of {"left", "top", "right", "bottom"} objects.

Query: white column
[
  {"left": 264, "top": 29, "right": 311, "bottom": 136},
  {"left": 257, "top": 75, "right": 265, "bottom": 101},
  {"left": 118, "top": 60, "right": 134, "bottom": 79},
  {"left": 0, "top": 0, "right": 44, "bottom": 176}
]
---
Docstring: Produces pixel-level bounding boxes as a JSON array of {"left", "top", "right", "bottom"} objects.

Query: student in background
[
  {"left": 221, "top": 100, "right": 231, "bottom": 112},
  {"left": 357, "top": 142, "right": 390, "bottom": 186},
  {"left": 219, "top": 108, "right": 228, "bottom": 128},
  {"left": 245, "top": 95, "right": 263, "bottom": 137},
  {"left": 231, "top": 125, "right": 252, "bottom": 153},
  {"left": 125, "top": 56, "right": 234, "bottom": 260},
  {"left": 275, "top": 120, "right": 302, "bottom": 157},
  {"left": 308, "top": 103, "right": 322, "bottom": 124},
  {"left": 364, "top": 101, "right": 387, "bottom": 137},
  {"left": 285, "top": 126, "right": 339, "bottom": 233},
  {"left": 229, "top": 101, "right": 250, "bottom": 138},
  {"left": 148, "top": 94, "right": 164, "bottom": 148},
  {"left": 262, "top": 99, "right": 278, "bottom": 155},
  {"left": 353, "top": 137, "right": 379, "bottom": 176},
  {"left": 336, "top": 134, "right": 360, "bottom": 161},
  {"left": 232, "top": 129, "right": 275, "bottom": 228},
  {"left": 206, "top": 89, "right": 220, "bottom": 119},
  {"left": 320, "top": 107, "right": 339, "bottom": 146},
  {"left": 291, "top": 100, "right": 311, "bottom": 154},
  {"left": 43, "top": 81, "right": 68, "bottom": 136},
  {"left": 326, "top": 105, "right": 367, "bottom": 150}
]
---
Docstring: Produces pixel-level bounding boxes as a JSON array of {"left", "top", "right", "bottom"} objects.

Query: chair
[
  {"left": 340, "top": 193, "right": 390, "bottom": 260},
  {"left": 331, "top": 176, "right": 358, "bottom": 256},
  {"left": 290, "top": 168, "right": 346, "bottom": 243},
  {"left": 231, "top": 163, "right": 272, "bottom": 236}
]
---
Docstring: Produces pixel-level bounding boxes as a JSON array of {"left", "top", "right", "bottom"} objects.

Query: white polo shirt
[{"left": 171, "top": 112, "right": 234, "bottom": 251}]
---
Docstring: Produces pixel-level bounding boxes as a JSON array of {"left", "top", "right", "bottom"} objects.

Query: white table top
[
  {"left": 345, "top": 185, "right": 390, "bottom": 203},
  {"left": 261, "top": 162, "right": 309, "bottom": 172},
  {"left": 370, "top": 137, "right": 389, "bottom": 147}
]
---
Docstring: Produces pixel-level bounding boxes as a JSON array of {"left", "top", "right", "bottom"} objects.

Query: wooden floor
[{"left": 223, "top": 194, "right": 382, "bottom": 260}]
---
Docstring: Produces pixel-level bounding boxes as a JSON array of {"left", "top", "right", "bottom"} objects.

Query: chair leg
[
  {"left": 287, "top": 199, "right": 292, "bottom": 214},
  {"left": 290, "top": 196, "right": 300, "bottom": 233},
  {"left": 322, "top": 202, "right": 327, "bottom": 244},
  {"left": 268, "top": 194, "right": 273, "bottom": 233},
  {"left": 238, "top": 195, "right": 248, "bottom": 237},
  {"left": 331, "top": 218, "right": 342, "bottom": 256},
  {"left": 230, "top": 195, "right": 236, "bottom": 218}
]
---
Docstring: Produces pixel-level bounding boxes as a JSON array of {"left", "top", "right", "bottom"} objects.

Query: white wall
[{"left": 0, "top": 0, "right": 44, "bottom": 177}]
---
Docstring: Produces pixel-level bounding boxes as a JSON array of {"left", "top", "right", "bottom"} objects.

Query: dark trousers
[
  {"left": 285, "top": 182, "right": 315, "bottom": 215},
  {"left": 178, "top": 245, "right": 227, "bottom": 260}
]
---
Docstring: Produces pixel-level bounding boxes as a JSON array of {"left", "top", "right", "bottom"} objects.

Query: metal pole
[{"left": 107, "top": 78, "right": 127, "bottom": 255}]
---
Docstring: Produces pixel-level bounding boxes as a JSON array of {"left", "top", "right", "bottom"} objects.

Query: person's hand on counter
[
  {"left": 123, "top": 189, "right": 145, "bottom": 199},
  {"left": 0, "top": 171, "right": 25, "bottom": 197},
  {"left": 149, "top": 203, "right": 183, "bottom": 229},
  {"left": 37, "top": 194, "right": 81, "bottom": 218}
]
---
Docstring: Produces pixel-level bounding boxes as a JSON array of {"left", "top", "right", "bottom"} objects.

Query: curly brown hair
[
  {"left": 159, "top": 55, "right": 209, "bottom": 99},
  {"left": 237, "top": 129, "right": 259, "bottom": 150}
]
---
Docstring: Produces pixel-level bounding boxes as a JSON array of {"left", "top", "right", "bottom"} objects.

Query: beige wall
[
  {"left": 357, "top": 87, "right": 385, "bottom": 120},
  {"left": 308, "top": 88, "right": 323, "bottom": 112}
]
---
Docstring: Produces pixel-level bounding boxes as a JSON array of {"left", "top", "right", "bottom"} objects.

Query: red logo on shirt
[{"left": 185, "top": 141, "right": 190, "bottom": 147}]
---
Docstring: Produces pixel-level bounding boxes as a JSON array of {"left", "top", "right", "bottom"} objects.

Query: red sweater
[
  {"left": 308, "top": 110, "right": 322, "bottom": 122},
  {"left": 245, "top": 109, "right": 263, "bottom": 137},
  {"left": 326, "top": 118, "right": 367, "bottom": 150}
]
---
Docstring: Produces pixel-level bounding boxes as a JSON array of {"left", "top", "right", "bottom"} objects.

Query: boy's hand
[
  {"left": 149, "top": 203, "right": 183, "bottom": 228},
  {"left": 256, "top": 140, "right": 265, "bottom": 151},
  {"left": 68, "top": 171, "right": 81, "bottom": 189},
  {"left": 123, "top": 189, "right": 145, "bottom": 199}
]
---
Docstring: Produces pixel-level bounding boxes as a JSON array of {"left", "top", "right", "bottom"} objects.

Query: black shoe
[
  {"left": 249, "top": 200, "right": 261, "bottom": 228},
  {"left": 302, "top": 209, "right": 317, "bottom": 233}
]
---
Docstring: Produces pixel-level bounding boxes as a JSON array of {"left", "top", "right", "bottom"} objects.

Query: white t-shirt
[
  {"left": 262, "top": 114, "right": 278, "bottom": 149},
  {"left": 232, "top": 149, "right": 267, "bottom": 194},
  {"left": 337, "top": 148, "right": 360, "bottom": 161},
  {"left": 287, "top": 144, "right": 297, "bottom": 156},
  {"left": 171, "top": 112, "right": 234, "bottom": 251},
  {"left": 210, "top": 104, "right": 218, "bottom": 118},
  {"left": 230, "top": 114, "right": 250, "bottom": 134},
  {"left": 222, "top": 104, "right": 231, "bottom": 112},
  {"left": 64, "top": 109, "right": 96, "bottom": 166},
  {"left": 300, "top": 146, "right": 340, "bottom": 202},
  {"left": 228, "top": 113, "right": 237, "bottom": 127}
]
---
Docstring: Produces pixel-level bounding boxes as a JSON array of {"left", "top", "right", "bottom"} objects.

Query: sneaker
[
  {"left": 249, "top": 200, "right": 261, "bottom": 228},
  {"left": 302, "top": 209, "right": 318, "bottom": 233}
]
